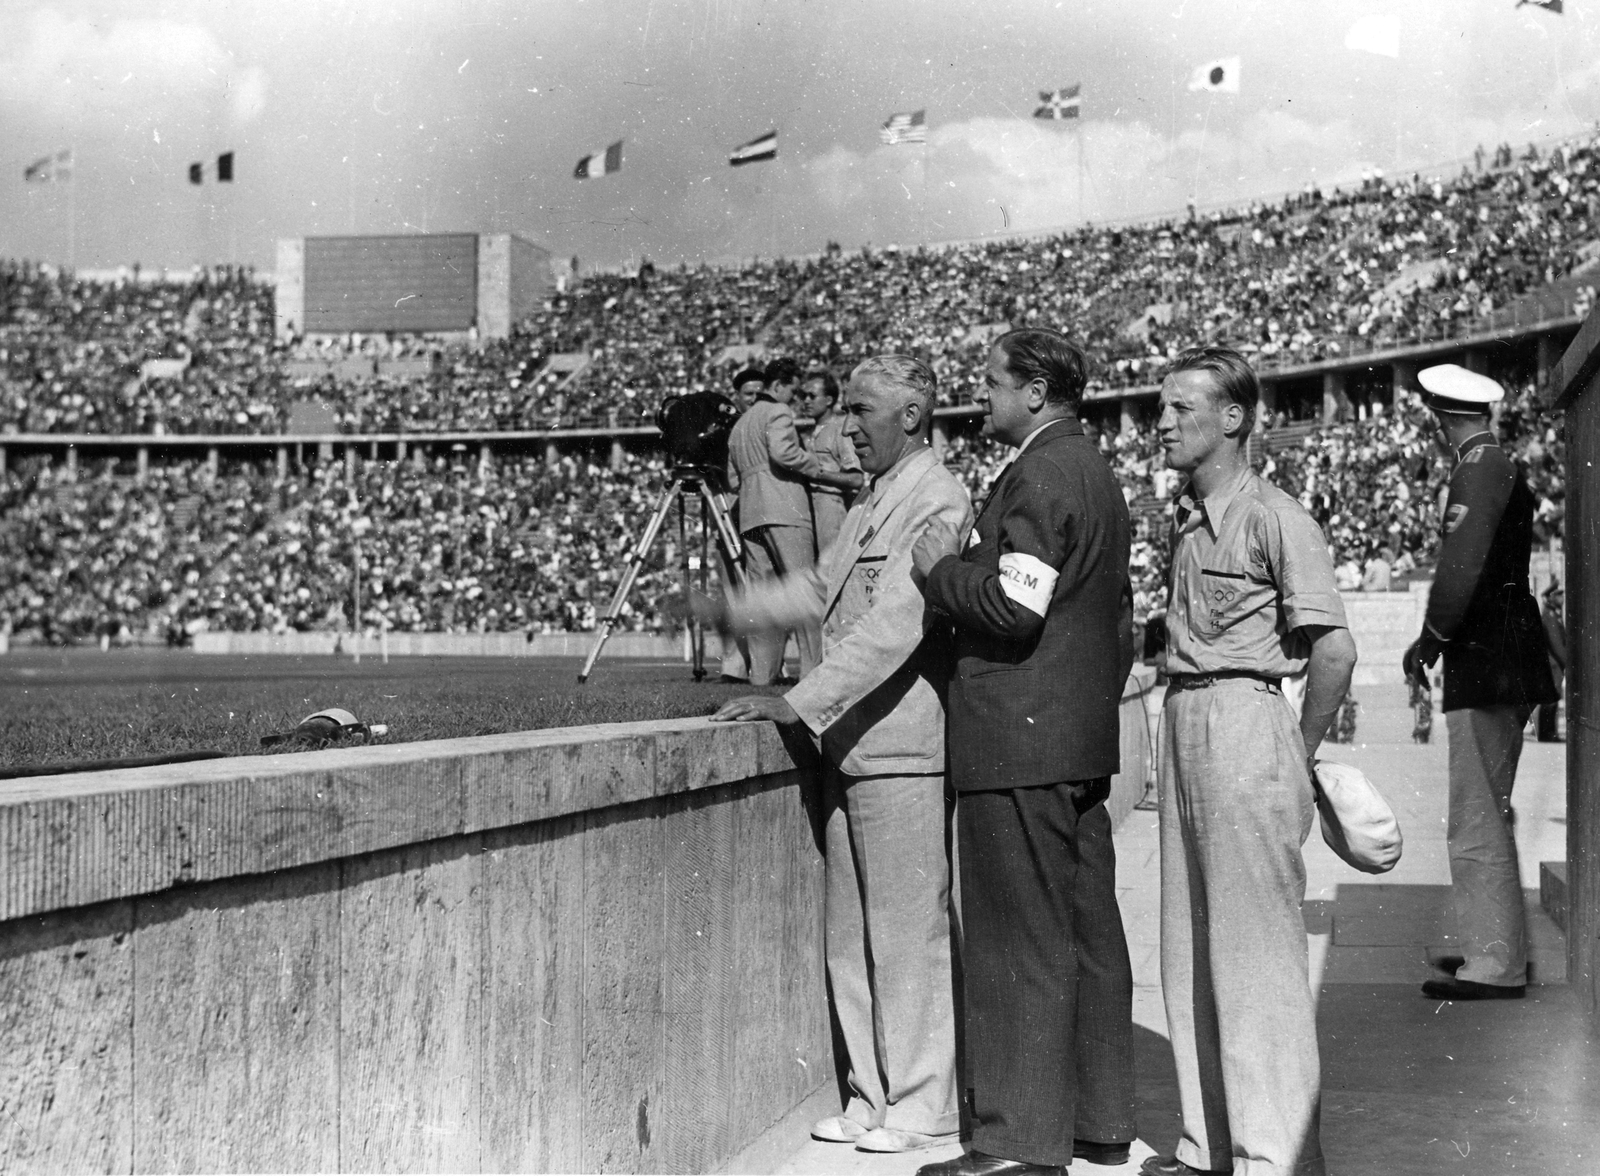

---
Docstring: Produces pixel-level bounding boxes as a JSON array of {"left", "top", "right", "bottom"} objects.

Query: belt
[{"left": 1166, "top": 670, "right": 1282, "bottom": 693}]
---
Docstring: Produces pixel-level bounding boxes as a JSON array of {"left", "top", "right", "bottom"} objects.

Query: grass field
[{"left": 0, "top": 648, "right": 780, "bottom": 771}]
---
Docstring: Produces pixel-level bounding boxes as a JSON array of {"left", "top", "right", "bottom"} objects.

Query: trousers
[
  {"left": 824, "top": 769, "right": 960, "bottom": 1136},
  {"left": 1159, "top": 678, "right": 1325, "bottom": 1176},
  {"left": 743, "top": 524, "right": 821, "bottom": 684},
  {"left": 958, "top": 779, "right": 1136, "bottom": 1166},
  {"left": 1446, "top": 705, "right": 1533, "bottom": 987}
]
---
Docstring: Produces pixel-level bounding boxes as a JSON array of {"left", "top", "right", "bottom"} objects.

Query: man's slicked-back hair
[
  {"left": 765, "top": 356, "right": 804, "bottom": 385},
  {"left": 994, "top": 328, "right": 1088, "bottom": 410},
  {"left": 1168, "top": 344, "right": 1260, "bottom": 429},
  {"left": 851, "top": 355, "right": 937, "bottom": 435},
  {"left": 805, "top": 367, "right": 840, "bottom": 400}
]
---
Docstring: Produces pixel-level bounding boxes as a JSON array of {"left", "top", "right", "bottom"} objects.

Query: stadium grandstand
[{"left": 0, "top": 132, "right": 1581, "bottom": 645}]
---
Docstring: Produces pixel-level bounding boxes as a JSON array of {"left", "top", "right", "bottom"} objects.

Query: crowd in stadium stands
[
  {"left": 0, "top": 367, "right": 1563, "bottom": 643},
  {"left": 0, "top": 130, "right": 1582, "bottom": 640},
  {"left": 5, "top": 133, "right": 1600, "bottom": 435}
]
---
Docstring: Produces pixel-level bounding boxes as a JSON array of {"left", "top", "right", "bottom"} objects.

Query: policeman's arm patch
[
  {"left": 1444, "top": 503, "right": 1469, "bottom": 533},
  {"left": 998, "top": 552, "right": 1057, "bottom": 616}
]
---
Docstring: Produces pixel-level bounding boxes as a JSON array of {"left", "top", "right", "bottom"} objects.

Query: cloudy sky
[{"left": 3, "top": 0, "right": 1598, "bottom": 274}]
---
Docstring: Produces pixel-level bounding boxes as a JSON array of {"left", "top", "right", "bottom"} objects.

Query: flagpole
[
  {"left": 67, "top": 150, "right": 76, "bottom": 272},
  {"left": 1191, "top": 93, "right": 1216, "bottom": 208},
  {"left": 1077, "top": 122, "right": 1086, "bottom": 224}
]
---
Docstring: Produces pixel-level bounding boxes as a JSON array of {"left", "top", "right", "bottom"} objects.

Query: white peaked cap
[{"left": 1416, "top": 363, "right": 1505, "bottom": 406}]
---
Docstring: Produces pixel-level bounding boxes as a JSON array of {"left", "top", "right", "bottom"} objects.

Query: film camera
[{"left": 655, "top": 392, "right": 740, "bottom": 485}]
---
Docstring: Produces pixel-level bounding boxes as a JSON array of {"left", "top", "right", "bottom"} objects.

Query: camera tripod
[{"left": 578, "top": 467, "right": 744, "bottom": 684}]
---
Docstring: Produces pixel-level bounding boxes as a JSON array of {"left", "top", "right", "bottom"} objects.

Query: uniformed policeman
[{"left": 1403, "top": 363, "right": 1559, "bottom": 1001}]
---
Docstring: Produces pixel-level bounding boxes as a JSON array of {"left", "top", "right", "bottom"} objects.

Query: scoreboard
[{"left": 275, "top": 232, "right": 551, "bottom": 340}]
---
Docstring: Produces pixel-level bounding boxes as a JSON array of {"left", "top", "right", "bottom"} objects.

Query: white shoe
[
  {"left": 854, "top": 1126, "right": 958, "bottom": 1153},
  {"left": 811, "top": 1115, "right": 867, "bottom": 1143}
]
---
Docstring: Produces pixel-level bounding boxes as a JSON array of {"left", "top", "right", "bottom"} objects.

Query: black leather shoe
[
  {"left": 1421, "top": 976, "right": 1525, "bottom": 1000},
  {"left": 917, "top": 1151, "right": 1065, "bottom": 1176},
  {"left": 1139, "top": 1156, "right": 1231, "bottom": 1176},
  {"left": 1074, "top": 1139, "right": 1132, "bottom": 1166}
]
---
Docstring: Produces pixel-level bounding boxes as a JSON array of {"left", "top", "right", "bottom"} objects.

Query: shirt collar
[
  {"left": 868, "top": 442, "right": 933, "bottom": 500},
  {"left": 1453, "top": 430, "right": 1498, "bottom": 467},
  {"left": 1014, "top": 415, "right": 1080, "bottom": 456},
  {"left": 1177, "top": 465, "right": 1253, "bottom": 538}
]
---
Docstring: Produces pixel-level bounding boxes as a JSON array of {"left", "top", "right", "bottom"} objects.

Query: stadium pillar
[
  {"left": 932, "top": 421, "right": 948, "bottom": 459},
  {"left": 1258, "top": 382, "right": 1278, "bottom": 425},
  {"left": 0, "top": 445, "right": 6, "bottom": 477},
  {"left": 1322, "top": 371, "right": 1347, "bottom": 424},
  {"left": 1119, "top": 398, "right": 1138, "bottom": 436},
  {"left": 1462, "top": 348, "right": 1488, "bottom": 374},
  {"left": 396, "top": 439, "right": 408, "bottom": 463},
  {"left": 276, "top": 446, "right": 288, "bottom": 481},
  {"left": 65, "top": 445, "right": 78, "bottom": 477},
  {"left": 546, "top": 440, "right": 560, "bottom": 467},
  {"left": 610, "top": 438, "right": 625, "bottom": 470},
  {"left": 1392, "top": 360, "right": 1415, "bottom": 410},
  {"left": 207, "top": 447, "right": 219, "bottom": 478},
  {"left": 345, "top": 446, "right": 357, "bottom": 483},
  {"left": 136, "top": 447, "right": 148, "bottom": 480},
  {"left": 479, "top": 443, "right": 493, "bottom": 481}
]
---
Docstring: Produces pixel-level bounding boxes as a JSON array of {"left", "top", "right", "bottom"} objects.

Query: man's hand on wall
[{"left": 710, "top": 695, "right": 800, "bottom": 724}]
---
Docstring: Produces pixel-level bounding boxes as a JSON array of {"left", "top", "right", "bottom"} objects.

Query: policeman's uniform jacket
[
  {"left": 925, "top": 417, "right": 1133, "bottom": 791},
  {"left": 725, "top": 393, "right": 820, "bottom": 531},
  {"left": 1426, "top": 432, "right": 1558, "bottom": 712},
  {"left": 727, "top": 445, "right": 974, "bottom": 775}
]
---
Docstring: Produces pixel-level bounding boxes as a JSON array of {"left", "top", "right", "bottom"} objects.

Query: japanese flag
[{"left": 1188, "top": 56, "right": 1241, "bottom": 93}]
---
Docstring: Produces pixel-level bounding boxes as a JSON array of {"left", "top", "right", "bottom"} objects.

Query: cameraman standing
[{"left": 725, "top": 357, "right": 823, "bottom": 682}]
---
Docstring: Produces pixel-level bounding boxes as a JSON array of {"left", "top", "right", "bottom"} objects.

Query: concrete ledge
[{"left": 0, "top": 717, "right": 795, "bottom": 923}]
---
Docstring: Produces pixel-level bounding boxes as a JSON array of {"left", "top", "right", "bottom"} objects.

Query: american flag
[
  {"left": 1034, "top": 85, "right": 1081, "bottom": 120},
  {"left": 879, "top": 109, "right": 927, "bottom": 146}
]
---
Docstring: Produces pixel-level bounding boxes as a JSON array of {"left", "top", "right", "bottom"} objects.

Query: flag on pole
[
  {"left": 1034, "top": 85, "right": 1081, "bottom": 120},
  {"left": 1517, "top": 0, "right": 1562, "bottom": 12},
  {"left": 189, "top": 162, "right": 203, "bottom": 184},
  {"left": 1188, "top": 56, "right": 1242, "bottom": 93},
  {"left": 217, "top": 151, "right": 234, "bottom": 182},
  {"left": 729, "top": 130, "right": 778, "bottom": 167},
  {"left": 23, "top": 149, "right": 72, "bottom": 183},
  {"left": 1345, "top": 15, "right": 1400, "bottom": 57},
  {"left": 574, "top": 140, "right": 624, "bottom": 179},
  {"left": 879, "top": 109, "right": 927, "bottom": 145}
]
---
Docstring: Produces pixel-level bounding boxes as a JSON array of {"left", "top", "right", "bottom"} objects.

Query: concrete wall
[
  {"left": 0, "top": 720, "right": 829, "bottom": 1173},
  {"left": 0, "top": 671, "right": 1160, "bottom": 1173}
]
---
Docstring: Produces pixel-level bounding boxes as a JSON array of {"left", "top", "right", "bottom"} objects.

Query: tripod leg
[
  {"left": 679, "top": 492, "right": 705, "bottom": 681},
  {"left": 700, "top": 484, "right": 745, "bottom": 585},
  {"left": 579, "top": 479, "right": 681, "bottom": 683}
]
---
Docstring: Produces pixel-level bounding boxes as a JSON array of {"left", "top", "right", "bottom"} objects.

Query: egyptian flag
[
  {"left": 1034, "top": 85, "right": 1081, "bottom": 120},
  {"left": 574, "top": 140, "right": 624, "bottom": 179},
  {"left": 1188, "top": 56, "right": 1241, "bottom": 93},
  {"left": 729, "top": 130, "right": 777, "bottom": 167}
]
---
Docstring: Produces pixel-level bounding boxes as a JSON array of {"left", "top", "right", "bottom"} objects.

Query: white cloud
[{"left": 0, "top": 8, "right": 257, "bottom": 118}]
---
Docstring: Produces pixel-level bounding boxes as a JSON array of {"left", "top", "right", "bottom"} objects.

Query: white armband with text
[{"left": 998, "top": 552, "right": 1057, "bottom": 617}]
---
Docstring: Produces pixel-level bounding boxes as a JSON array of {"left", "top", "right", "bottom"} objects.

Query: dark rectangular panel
[{"left": 304, "top": 234, "right": 478, "bottom": 334}]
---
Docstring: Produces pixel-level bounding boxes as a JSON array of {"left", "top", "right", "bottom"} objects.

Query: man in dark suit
[{"left": 915, "top": 328, "right": 1137, "bottom": 1176}]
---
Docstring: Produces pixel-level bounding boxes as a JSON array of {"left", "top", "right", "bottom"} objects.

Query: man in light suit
[
  {"left": 916, "top": 328, "right": 1137, "bottom": 1176},
  {"left": 725, "top": 356, "right": 824, "bottom": 683},
  {"left": 707, "top": 355, "right": 973, "bottom": 1155}
]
